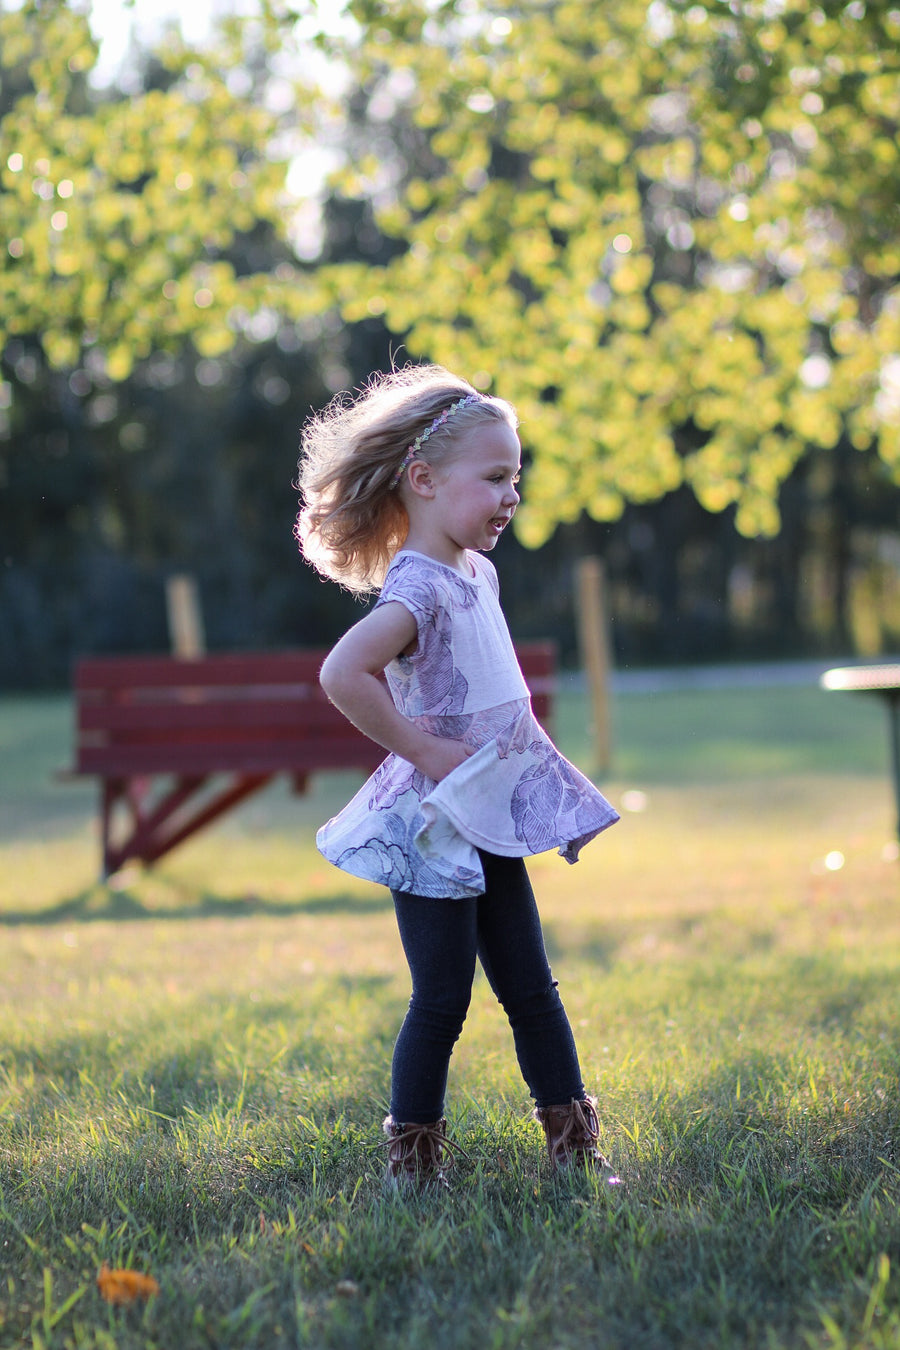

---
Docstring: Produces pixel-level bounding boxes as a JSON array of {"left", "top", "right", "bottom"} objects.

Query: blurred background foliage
[{"left": 1, "top": 0, "right": 898, "bottom": 687}]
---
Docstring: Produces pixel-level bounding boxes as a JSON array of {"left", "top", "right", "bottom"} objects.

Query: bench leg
[
  {"left": 100, "top": 775, "right": 197, "bottom": 878},
  {"left": 138, "top": 773, "right": 271, "bottom": 865},
  {"left": 101, "top": 778, "right": 123, "bottom": 880},
  {"left": 99, "top": 772, "right": 274, "bottom": 876}
]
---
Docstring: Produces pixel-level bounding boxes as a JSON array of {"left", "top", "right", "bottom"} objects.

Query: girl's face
[{"left": 429, "top": 420, "right": 522, "bottom": 556}]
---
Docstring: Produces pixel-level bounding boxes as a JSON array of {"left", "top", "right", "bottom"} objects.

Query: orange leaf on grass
[{"left": 96, "top": 1263, "right": 160, "bottom": 1305}]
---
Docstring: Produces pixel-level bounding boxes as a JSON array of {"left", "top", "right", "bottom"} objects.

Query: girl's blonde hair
[{"left": 295, "top": 364, "right": 517, "bottom": 594}]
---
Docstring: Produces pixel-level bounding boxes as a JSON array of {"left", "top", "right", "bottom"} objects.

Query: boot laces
[
  {"left": 382, "top": 1118, "right": 468, "bottom": 1176},
  {"left": 549, "top": 1097, "right": 600, "bottom": 1166}
]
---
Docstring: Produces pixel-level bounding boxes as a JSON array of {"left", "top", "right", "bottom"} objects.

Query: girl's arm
[{"left": 319, "top": 602, "right": 472, "bottom": 782}]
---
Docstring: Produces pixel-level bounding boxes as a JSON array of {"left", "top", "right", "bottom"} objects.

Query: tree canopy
[
  {"left": 328, "top": 0, "right": 900, "bottom": 543},
  {"left": 0, "top": 0, "right": 322, "bottom": 382},
  {"left": 1, "top": 1, "right": 898, "bottom": 680},
  {"left": 2, "top": 0, "right": 898, "bottom": 547}
]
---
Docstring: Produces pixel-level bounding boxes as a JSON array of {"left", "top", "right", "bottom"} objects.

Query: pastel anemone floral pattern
[
  {"left": 378, "top": 558, "right": 477, "bottom": 716},
  {"left": 316, "top": 551, "right": 618, "bottom": 899},
  {"left": 331, "top": 797, "right": 483, "bottom": 896},
  {"left": 511, "top": 736, "right": 605, "bottom": 854}
]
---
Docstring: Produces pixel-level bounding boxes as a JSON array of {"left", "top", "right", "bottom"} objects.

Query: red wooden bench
[{"left": 69, "top": 645, "right": 557, "bottom": 878}]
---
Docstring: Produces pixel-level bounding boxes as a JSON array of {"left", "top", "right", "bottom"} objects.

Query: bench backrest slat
[
  {"left": 75, "top": 652, "right": 324, "bottom": 691},
  {"left": 72, "top": 644, "right": 556, "bottom": 777},
  {"left": 78, "top": 700, "right": 349, "bottom": 733}
]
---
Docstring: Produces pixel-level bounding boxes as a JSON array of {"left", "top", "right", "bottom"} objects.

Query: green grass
[{"left": 1, "top": 682, "right": 899, "bottom": 1349}]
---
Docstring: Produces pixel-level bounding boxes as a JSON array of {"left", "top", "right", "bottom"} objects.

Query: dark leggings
[{"left": 389, "top": 852, "right": 585, "bottom": 1122}]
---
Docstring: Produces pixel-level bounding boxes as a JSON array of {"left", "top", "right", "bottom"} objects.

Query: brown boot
[
  {"left": 534, "top": 1095, "right": 616, "bottom": 1175},
  {"left": 382, "top": 1115, "right": 462, "bottom": 1192}
]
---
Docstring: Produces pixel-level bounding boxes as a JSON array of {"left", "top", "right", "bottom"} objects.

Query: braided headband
[{"left": 389, "top": 393, "right": 484, "bottom": 490}]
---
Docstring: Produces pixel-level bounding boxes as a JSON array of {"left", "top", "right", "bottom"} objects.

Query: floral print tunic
[{"left": 316, "top": 550, "right": 619, "bottom": 898}]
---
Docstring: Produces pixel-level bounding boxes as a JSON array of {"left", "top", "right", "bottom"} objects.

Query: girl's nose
[{"left": 506, "top": 482, "right": 520, "bottom": 505}]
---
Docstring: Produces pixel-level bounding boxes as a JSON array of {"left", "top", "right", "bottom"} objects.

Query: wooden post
[
  {"left": 575, "top": 556, "right": 612, "bottom": 774},
  {"left": 165, "top": 574, "right": 206, "bottom": 658}
]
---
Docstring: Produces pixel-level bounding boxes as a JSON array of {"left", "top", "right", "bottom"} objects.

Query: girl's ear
[{"left": 407, "top": 459, "right": 436, "bottom": 497}]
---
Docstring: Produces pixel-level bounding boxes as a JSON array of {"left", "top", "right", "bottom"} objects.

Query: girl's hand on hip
[{"left": 414, "top": 735, "right": 474, "bottom": 784}]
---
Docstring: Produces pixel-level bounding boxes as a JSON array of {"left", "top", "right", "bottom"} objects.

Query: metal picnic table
[{"left": 820, "top": 664, "right": 900, "bottom": 842}]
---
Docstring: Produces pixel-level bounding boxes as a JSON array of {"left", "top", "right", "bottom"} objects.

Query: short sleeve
[
  {"left": 379, "top": 555, "right": 434, "bottom": 612},
  {"left": 376, "top": 554, "right": 440, "bottom": 648},
  {"left": 376, "top": 553, "right": 482, "bottom": 717}
]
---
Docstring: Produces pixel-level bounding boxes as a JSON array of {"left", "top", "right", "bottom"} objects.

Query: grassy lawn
[{"left": 1, "top": 679, "right": 899, "bottom": 1348}]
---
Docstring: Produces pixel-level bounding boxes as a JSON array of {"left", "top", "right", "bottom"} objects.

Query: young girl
[{"left": 296, "top": 364, "right": 619, "bottom": 1189}]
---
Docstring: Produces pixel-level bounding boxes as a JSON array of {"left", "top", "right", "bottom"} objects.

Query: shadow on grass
[
  {"left": 639, "top": 1048, "right": 900, "bottom": 1266},
  {"left": 5, "top": 1049, "right": 900, "bottom": 1350},
  {"left": 1, "top": 975, "right": 405, "bottom": 1105},
  {"left": 0, "top": 885, "right": 394, "bottom": 926}
]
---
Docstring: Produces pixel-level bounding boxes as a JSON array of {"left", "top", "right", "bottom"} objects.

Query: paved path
[{"left": 570, "top": 656, "right": 900, "bottom": 695}]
